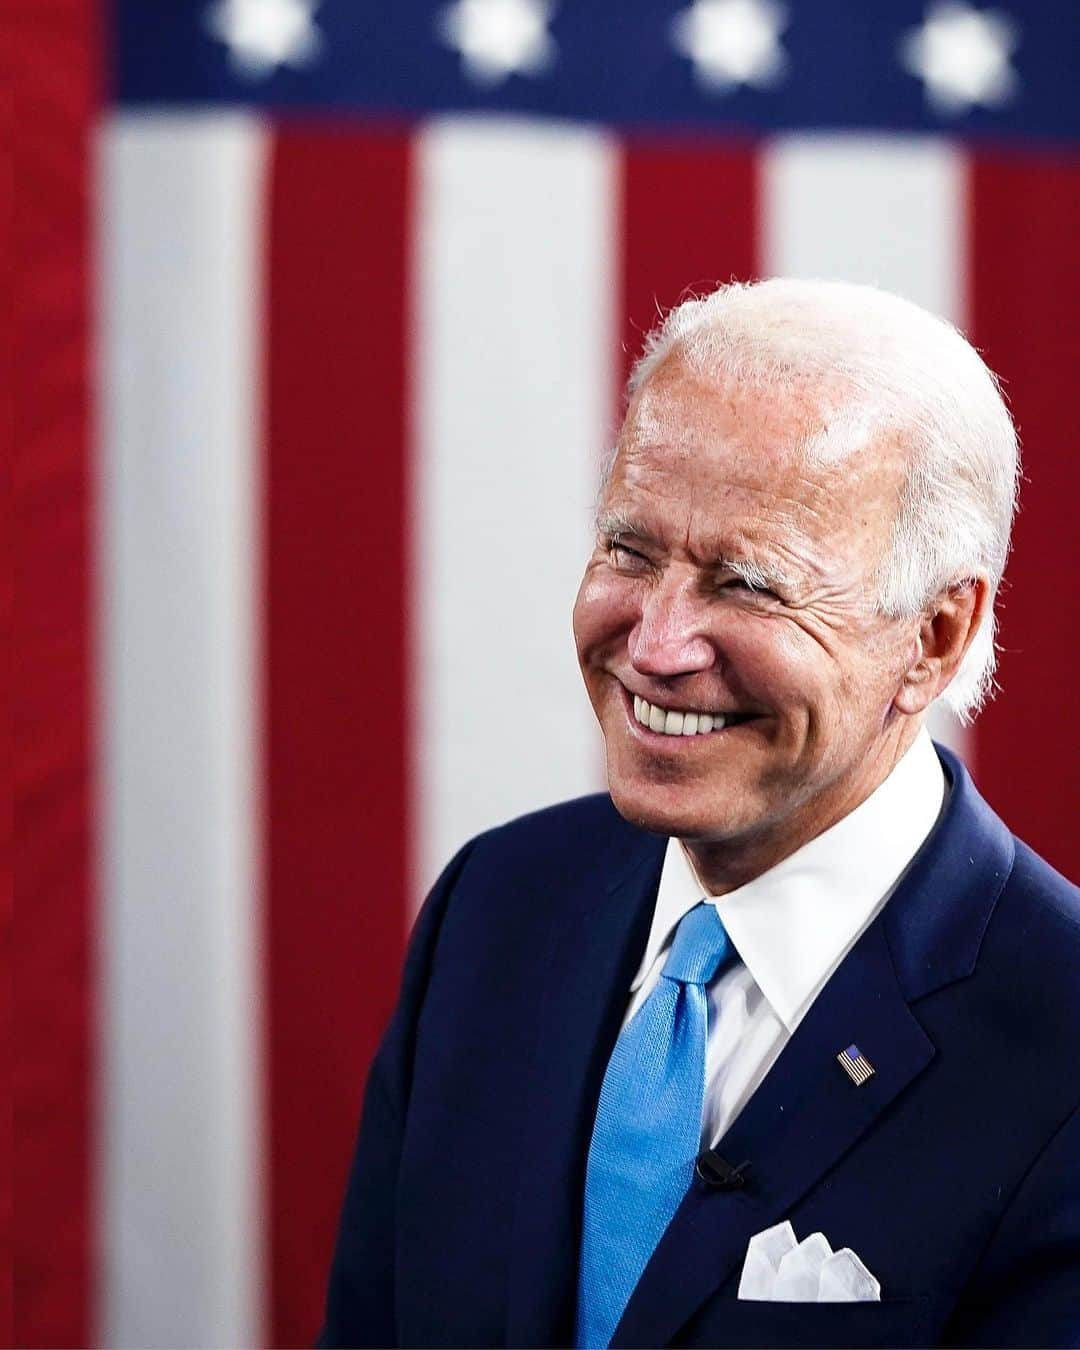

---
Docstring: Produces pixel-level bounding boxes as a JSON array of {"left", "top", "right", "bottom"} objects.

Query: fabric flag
[{"left": 15, "top": 1, "right": 1080, "bottom": 1346}]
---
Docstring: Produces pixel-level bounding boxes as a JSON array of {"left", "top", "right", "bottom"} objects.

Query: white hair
[{"left": 625, "top": 278, "right": 1020, "bottom": 720}]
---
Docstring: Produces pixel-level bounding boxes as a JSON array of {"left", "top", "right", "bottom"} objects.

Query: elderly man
[{"left": 320, "top": 280, "right": 1079, "bottom": 1348}]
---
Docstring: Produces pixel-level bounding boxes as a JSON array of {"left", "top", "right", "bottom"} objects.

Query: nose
[{"left": 628, "top": 569, "right": 716, "bottom": 677}]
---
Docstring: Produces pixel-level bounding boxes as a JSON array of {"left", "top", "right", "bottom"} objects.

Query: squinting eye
[
  {"left": 608, "top": 540, "right": 650, "bottom": 570},
  {"left": 722, "top": 576, "right": 780, "bottom": 601}
]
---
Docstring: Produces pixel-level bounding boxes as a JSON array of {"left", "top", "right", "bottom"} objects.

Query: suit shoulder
[
  {"left": 474, "top": 792, "right": 640, "bottom": 861},
  {"left": 1006, "top": 836, "right": 1080, "bottom": 938},
  {"left": 982, "top": 835, "right": 1080, "bottom": 1032},
  {"left": 427, "top": 794, "right": 656, "bottom": 938}
]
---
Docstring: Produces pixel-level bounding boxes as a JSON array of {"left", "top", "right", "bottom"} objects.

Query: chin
[{"left": 606, "top": 774, "right": 745, "bottom": 842}]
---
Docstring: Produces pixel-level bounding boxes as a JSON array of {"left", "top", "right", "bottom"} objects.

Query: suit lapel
[
  {"left": 613, "top": 916, "right": 934, "bottom": 1348},
  {"left": 506, "top": 819, "right": 666, "bottom": 1348}
]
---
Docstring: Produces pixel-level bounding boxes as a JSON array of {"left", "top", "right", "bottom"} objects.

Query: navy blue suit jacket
[{"left": 320, "top": 748, "right": 1080, "bottom": 1348}]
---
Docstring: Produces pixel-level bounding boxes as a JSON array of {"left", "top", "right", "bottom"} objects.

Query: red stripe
[
  {"left": 617, "top": 139, "right": 760, "bottom": 397},
  {"left": 967, "top": 152, "right": 1080, "bottom": 882},
  {"left": 264, "top": 127, "right": 413, "bottom": 1346},
  {"left": 12, "top": 3, "right": 99, "bottom": 1346},
  {"left": 2, "top": 59, "right": 11, "bottom": 1348}
]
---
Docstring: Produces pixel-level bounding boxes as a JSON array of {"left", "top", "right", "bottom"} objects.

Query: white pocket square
[{"left": 737, "top": 1221, "right": 881, "bottom": 1302}]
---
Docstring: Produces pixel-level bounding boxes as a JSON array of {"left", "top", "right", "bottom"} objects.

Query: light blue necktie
[{"left": 576, "top": 902, "right": 734, "bottom": 1350}]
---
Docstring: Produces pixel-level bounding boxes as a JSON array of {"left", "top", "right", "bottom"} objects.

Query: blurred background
[{"left": 14, "top": 0, "right": 1080, "bottom": 1345}]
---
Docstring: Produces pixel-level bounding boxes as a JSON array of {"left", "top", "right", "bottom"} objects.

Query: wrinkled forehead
[{"left": 622, "top": 350, "right": 872, "bottom": 468}]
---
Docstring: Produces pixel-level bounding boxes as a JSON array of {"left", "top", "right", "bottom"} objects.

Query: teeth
[{"left": 633, "top": 696, "right": 727, "bottom": 737}]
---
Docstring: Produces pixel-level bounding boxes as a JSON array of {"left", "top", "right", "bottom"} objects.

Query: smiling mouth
[{"left": 629, "top": 692, "right": 759, "bottom": 738}]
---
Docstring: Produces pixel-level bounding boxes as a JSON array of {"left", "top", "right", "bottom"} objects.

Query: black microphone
[{"left": 695, "top": 1150, "right": 752, "bottom": 1191}]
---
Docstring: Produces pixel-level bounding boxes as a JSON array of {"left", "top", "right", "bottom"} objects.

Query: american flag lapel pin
[{"left": 837, "top": 1043, "right": 876, "bottom": 1086}]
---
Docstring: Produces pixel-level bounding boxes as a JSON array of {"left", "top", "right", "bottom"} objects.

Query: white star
[
  {"left": 205, "top": 0, "right": 322, "bottom": 79},
  {"left": 437, "top": 0, "right": 556, "bottom": 86},
  {"left": 670, "top": 0, "right": 787, "bottom": 93},
  {"left": 900, "top": 2, "right": 1019, "bottom": 114}
]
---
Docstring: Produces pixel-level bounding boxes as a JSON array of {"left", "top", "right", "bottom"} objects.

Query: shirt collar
[{"left": 629, "top": 729, "right": 947, "bottom": 1032}]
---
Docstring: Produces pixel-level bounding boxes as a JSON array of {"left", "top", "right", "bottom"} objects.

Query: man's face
[{"left": 573, "top": 355, "right": 919, "bottom": 855}]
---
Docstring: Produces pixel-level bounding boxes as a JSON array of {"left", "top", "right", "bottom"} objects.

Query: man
[{"left": 320, "top": 279, "right": 1079, "bottom": 1348}]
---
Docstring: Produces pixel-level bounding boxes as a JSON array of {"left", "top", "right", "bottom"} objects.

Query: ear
[{"left": 893, "top": 576, "right": 991, "bottom": 716}]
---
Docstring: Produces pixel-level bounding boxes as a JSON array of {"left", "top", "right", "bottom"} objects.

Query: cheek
[
  {"left": 573, "top": 573, "right": 637, "bottom": 661},
  {"left": 720, "top": 618, "right": 827, "bottom": 704}
]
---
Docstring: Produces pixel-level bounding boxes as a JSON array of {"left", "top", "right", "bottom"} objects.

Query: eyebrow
[
  {"left": 595, "top": 507, "right": 654, "bottom": 541},
  {"left": 595, "top": 508, "right": 796, "bottom": 593},
  {"left": 720, "top": 556, "right": 794, "bottom": 593}
]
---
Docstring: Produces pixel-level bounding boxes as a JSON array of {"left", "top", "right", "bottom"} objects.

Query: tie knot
[{"left": 662, "top": 903, "right": 731, "bottom": 986}]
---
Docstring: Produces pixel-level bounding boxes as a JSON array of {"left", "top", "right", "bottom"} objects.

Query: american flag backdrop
[{"left": 15, "top": 1, "right": 1080, "bottom": 1346}]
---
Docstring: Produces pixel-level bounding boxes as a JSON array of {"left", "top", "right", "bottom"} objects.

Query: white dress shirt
[{"left": 622, "top": 729, "right": 947, "bottom": 1149}]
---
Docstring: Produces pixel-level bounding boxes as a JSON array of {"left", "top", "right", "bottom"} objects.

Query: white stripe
[
  {"left": 761, "top": 135, "right": 970, "bottom": 759},
  {"left": 413, "top": 119, "right": 615, "bottom": 900},
  {"left": 98, "top": 113, "right": 264, "bottom": 1348}
]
